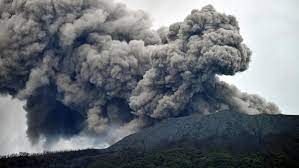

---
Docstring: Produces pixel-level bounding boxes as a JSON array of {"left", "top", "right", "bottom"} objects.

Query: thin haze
[{"left": 0, "top": 0, "right": 298, "bottom": 156}]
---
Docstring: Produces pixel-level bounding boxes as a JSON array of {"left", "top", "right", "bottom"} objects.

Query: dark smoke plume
[{"left": 0, "top": 0, "right": 280, "bottom": 144}]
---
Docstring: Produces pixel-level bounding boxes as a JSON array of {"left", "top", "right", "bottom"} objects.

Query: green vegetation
[
  {"left": 88, "top": 148, "right": 297, "bottom": 168},
  {"left": 1, "top": 147, "right": 297, "bottom": 168}
]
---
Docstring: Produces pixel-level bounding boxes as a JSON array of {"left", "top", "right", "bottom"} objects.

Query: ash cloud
[{"left": 0, "top": 0, "right": 280, "bottom": 144}]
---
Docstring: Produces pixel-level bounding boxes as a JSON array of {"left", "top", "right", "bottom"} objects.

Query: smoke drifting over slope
[{"left": 0, "top": 0, "right": 279, "bottom": 144}]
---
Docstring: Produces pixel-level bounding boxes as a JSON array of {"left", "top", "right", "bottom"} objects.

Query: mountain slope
[
  {"left": 1, "top": 111, "right": 298, "bottom": 168},
  {"left": 88, "top": 111, "right": 299, "bottom": 168},
  {"left": 110, "top": 110, "right": 299, "bottom": 153}
]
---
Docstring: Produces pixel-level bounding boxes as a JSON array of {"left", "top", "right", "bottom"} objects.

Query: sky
[{"left": 0, "top": 0, "right": 298, "bottom": 155}]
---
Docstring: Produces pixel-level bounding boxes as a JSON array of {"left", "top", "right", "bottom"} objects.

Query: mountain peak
[
  {"left": 110, "top": 111, "right": 298, "bottom": 152},
  {"left": 1, "top": 111, "right": 298, "bottom": 168}
]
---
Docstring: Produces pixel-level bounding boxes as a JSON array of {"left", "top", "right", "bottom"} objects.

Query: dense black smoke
[{"left": 0, "top": 0, "right": 280, "bottom": 144}]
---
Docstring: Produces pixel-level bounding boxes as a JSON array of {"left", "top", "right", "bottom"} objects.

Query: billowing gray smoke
[{"left": 0, "top": 0, "right": 279, "bottom": 144}]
